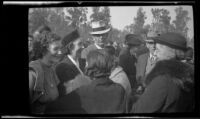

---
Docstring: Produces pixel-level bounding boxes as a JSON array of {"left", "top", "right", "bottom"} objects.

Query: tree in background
[
  {"left": 67, "top": 7, "right": 88, "bottom": 28},
  {"left": 90, "top": 7, "right": 111, "bottom": 25},
  {"left": 132, "top": 7, "right": 147, "bottom": 34},
  {"left": 29, "top": 7, "right": 91, "bottom": 40},
  {"left": 29, "top": 8, "right": 50, "bottom": 35},
  {"left": 172, "top": 6, "right": 190, "bottom": 38},
  {"left": 151, "top": 8, "right": 171, "bottom": 34},
  {"left": 29, "top": 8, "right": 73, "bottom": 38}
]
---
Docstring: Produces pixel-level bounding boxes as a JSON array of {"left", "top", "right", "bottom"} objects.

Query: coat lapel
[{"left": 63, "top": 56, "right": 80, "bottom": 74}]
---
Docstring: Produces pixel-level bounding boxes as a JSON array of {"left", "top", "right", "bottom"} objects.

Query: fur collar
[{"left": 145, "top": 59, "right": 194, "bottom": 91}]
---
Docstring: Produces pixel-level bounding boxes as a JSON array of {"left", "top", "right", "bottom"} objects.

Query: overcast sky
[{"left": 87, "top": 6, "right": 193, "bottom": 39}]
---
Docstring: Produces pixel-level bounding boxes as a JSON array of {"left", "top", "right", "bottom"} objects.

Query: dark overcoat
[
  {"left": 55, "top": 56, "right": 81, "bottom": 96},
  {"left": 135, "top": 51, "right": 149, "bottom": 84},
  {"left": 44, "top": 91, "right": 86, "bottom": 114},
  {"left": 119, "top": 47, "right": 137, "bottom": 89},
  {"left": 131, "top": 59, "right": 194, "bottom": 113},
  {"left": 76, "top": 77, "right": 127, "bottom": 114}
]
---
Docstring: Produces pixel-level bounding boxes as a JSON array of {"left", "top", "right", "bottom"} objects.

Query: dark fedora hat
[
  {"left": 152, "top": 32, "right": 187, "bottom": 51},
  {"left": 62, "top": 29, "right": 80, "bottom": 47},
  {"left": 125, "top": 34, "right": 143, "bottom": 46}
]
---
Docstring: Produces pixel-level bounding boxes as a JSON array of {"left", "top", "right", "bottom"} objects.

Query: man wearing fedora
[
  {"left": 81, "top": 20, "right": 111, "bottom": 60},
  {"left": 135, "top": 31, "right": 160, "bottom": 88},
  {"left": 131, "top": 32, "right": 194, "bottom": 113}
]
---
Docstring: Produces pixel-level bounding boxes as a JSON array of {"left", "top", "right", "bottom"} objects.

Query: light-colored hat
[{"left": 90, "top": 21, "right": 111, "bottom": 35}]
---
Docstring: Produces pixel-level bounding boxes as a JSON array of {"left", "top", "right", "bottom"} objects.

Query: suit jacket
[
  {"left": 55, "top": 56, "right": 81, "bottom": 96},
  {"left": 76, "top": 77, "right": 127, "bottom": 114}
]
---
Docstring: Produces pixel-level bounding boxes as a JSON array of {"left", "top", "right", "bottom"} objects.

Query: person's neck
[{"left": 40, "top": 56, "right": 53, "bottom": 67}]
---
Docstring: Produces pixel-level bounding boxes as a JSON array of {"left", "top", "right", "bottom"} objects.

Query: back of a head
[{"left": 86, "top": 49, "right": 114, "bottom": 78}]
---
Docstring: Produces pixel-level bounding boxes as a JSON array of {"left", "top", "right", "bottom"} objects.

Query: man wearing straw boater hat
[{"left": 81, "top": 20, "right": 111, "bottom": 59}]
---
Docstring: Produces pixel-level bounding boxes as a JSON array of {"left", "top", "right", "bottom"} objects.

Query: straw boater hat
[{"left": 90, "top": 21, "right": 111, "bottom": 35}]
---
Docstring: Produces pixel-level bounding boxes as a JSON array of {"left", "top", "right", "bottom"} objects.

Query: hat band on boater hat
[{"left": 90, "top": 26, "right": 111, "bottom": 35}]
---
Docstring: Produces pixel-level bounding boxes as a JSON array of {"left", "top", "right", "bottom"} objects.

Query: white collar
[
  {"left": 95, "top": 43, "right": 102, "bottom": 49},
  {"left": 149, "top": 53, "right": 153, "bottom": 58},
  {"left": 67, "top": 55, "right": 83, "bottom": 75}
]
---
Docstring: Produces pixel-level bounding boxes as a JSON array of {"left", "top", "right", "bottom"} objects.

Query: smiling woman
[{"left": 29, "top": 31, "right": 62, "bottom": 114}]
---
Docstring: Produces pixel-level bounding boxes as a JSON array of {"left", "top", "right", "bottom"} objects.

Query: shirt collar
[
  {"left": 149, "top": 53, "right": 153, "bottom": 58},
  {"left": 68, "top": 55, "right": 77, "bottom": 66},
  {"left": 95, "top": 43, "right": 102, "bottom": 49},
  {"left": 67, "top": 55, "right": 83, "bottom": 75}
]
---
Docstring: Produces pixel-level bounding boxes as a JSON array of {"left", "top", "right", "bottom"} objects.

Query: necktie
[{"left": 150, "top": 56, "right": 155, "bottom": 65}]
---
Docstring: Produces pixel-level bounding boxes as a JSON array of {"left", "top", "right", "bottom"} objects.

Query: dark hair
[
  {"left": 104, "top": 46, "right": 118, "bottom": 68},
  {"left": 104, "top": 46, "right": 116, "bottom": 56},
  {"left": 85, "top": 49, "right": 114, "bottom": 78},
  {"left": 31, "top": 32, "right": 61, "bottom": 60},
  {"left": 62, "top": 29, "right": 80, "bottom": 55},
  {"left": 62, "top": 41, "right": 75, "bottom": 55},
  {"left": 36, "top": 25, "right": 51, "bottom": 34}
]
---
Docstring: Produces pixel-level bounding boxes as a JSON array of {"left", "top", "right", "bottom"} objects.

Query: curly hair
[{"left": 30, "top": 32, "right": 61, "bottom": 61}]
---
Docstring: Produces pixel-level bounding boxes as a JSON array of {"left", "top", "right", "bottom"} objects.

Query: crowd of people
[{"left": 29, "top": 20, "right": 194, "bottom": 114}]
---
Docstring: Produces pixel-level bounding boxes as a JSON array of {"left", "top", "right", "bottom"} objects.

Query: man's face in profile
[{"left": 146, "top": 39, "right": 156, "bottom": 55}]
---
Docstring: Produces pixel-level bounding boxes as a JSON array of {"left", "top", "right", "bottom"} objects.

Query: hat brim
[
  {"left": 152, "top": 37, "right": 187, "bottom": 51},
  {"left": 90, "top": 28, "right": 111, "bottom": 35}
]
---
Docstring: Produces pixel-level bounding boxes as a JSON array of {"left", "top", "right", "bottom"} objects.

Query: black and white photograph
[{"left": 3, "top": 1, "right": 199, "bottom": 118}]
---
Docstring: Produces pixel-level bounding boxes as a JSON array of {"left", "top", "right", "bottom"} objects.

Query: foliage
[
  {"left": 151, "top": 8, "right": 171, "bottom": 34},
  {"left": 132, "top": 7, "right": 147, "bottom": 34},
  {"left": 90, "top": 7, "right": 111, "bottom": 26},
  {"left": 123, "top": 7, "right": 148, "bottom": 37},
  {"left": 172, "top": 7, "right": 190, "bottom": 38}
]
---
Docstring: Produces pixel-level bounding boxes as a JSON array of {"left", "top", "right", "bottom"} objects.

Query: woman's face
[
  {"left": 155, "top": 43, "right": 175, "bottom": 61},
  {"left": 47, "top": 40, "right": 62, "bottom": 63},
  {"left": 71, "top": 38, "right": 83, "bottom": 59}
]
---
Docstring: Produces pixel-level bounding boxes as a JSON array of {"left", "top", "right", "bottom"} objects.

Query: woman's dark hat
[
  {"left": 125, "top": 34, "right": 143, "bottom": 46},
  {"left": 152, "top": 32, "right": 187, "bottom": 51},
  {"left": 62, "top": 29, "right": 80, "bottom": 47}
]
